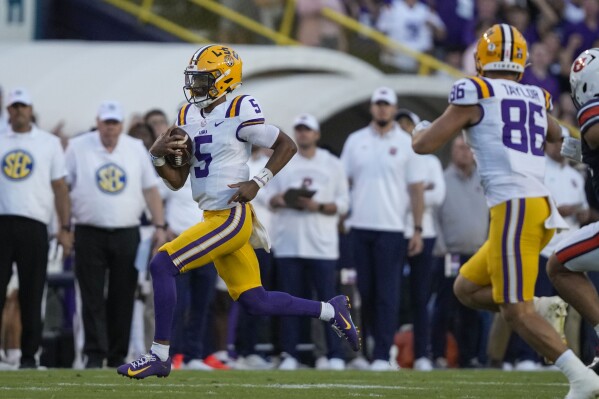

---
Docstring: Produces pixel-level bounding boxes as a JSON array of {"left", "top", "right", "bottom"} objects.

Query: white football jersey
[
  {"left": 450, "top": 76, "right": 553, "bottom": 207},
  {"left": 176, "top": 95, "right": 278, "bottom": 211}
]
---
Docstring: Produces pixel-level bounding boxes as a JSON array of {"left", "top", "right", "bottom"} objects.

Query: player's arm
[
  {"left": 149, "top": 126, "right": 190, "bottom": 190},
  {"left": 262, "top": 130, "right": 297, "bottom": 176},
  {"left": 546, "top": 115, "right": 563, "bottom": 143},
  {"left": 228, "top": 129, "right": 297, "bottom": 204},
  {"left": 412, "top": 104, "right": 480, "bottom": 154},
  {"left": 228, "top": 96, "right": 297, "bottom": 204},
  {"left": 585, "top": 124, "right": 599, "bottom": 150},
  {"left": 413, "top": 78, "right": 482, "bottom": 154}
]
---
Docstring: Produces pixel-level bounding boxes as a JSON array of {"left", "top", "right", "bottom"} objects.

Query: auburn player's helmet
[
  {"left": 570, "top": 48, "right": 599, "bottom": 109},
  {"left": 184, "top": 44, "right": 243, "bottom": 108},
  {"left": 474, "top": 24, "right": 528, "bottom": 80}
]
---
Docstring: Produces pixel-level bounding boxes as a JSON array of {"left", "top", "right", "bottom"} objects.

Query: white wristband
[
  {"left": 252, "top": 167, "right": 274, "bottom": 188},
  {"left": 150, "top": 153, "right": 166, "bottom": 167}
]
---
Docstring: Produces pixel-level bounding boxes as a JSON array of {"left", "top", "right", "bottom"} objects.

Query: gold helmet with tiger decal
[
  {"left": 474, "top": 24, "right": 528, "bottom": 80},
  {"left": 184, "top": 44, "right": 243, "bottom": 108}
]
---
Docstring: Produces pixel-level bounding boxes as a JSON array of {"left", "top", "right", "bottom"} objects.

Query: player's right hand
[{"left": 149, "top": 126, "right": 189, "bottom": 157}]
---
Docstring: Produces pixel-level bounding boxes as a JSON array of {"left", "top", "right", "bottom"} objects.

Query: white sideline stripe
[{"left": 1, "top": 380, "right": 568, "bottom": 392}]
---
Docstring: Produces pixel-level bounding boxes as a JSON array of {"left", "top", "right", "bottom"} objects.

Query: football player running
[
  {"left": 547, "top": 47, "right": 599, "bottom": 378},
  {"left": 412, "top": 26, "right": 599, "bottom": 398},
  {"left": 117, "top": 45, "right": 360, "bottom": 379}
]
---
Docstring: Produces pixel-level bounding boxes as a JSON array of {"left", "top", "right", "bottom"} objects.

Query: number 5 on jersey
[{"left": 194, "top": 135, "right": 212, "bottom": 178}]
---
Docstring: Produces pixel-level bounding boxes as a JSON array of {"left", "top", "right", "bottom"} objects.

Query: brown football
[{"left": 165, "top": 127, "right": 194, "bottom": 168}]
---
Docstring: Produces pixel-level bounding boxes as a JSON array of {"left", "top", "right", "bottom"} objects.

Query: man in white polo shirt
[
  {"left": 0, "top": 88, "right": 72, "bottom": 368},
  {"left": 340, "top": 87, "right": 425, "bottom": 370},
  {"left": 269, "top": 113, "right": 350, "bottom": 370},
  {"left": 65, "top": 101, "right": 166, "bottom": 368}
]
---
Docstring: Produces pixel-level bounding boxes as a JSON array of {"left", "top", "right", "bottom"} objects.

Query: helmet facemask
[{"left": 183, "top": 44, "right": 243, "bottom": 108}]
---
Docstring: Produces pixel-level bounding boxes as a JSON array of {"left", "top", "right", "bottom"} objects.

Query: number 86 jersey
[{"left": 449, "top": 76, "right": 552, "bottom": 207}]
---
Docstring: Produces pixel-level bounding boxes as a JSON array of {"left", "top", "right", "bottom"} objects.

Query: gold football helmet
[
  {"left": 184, "top": 44, "right": 243, "bottom": 108},
  {"left": 474, "top": 24, "right": 528, "bottom": 79}
]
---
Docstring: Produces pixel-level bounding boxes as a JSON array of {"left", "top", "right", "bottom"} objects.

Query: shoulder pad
[
  {"left": 449, "top": 77, "right": 495, "bottom": 105},
  {"left": 176, "top": 104, "right": 193, "bottom": 126},
  {"left": 541, "top": 88, "right": 553, "bottom": 112},
  {"left": 578, "top": 99, "right": 599, "bottom": 134}
]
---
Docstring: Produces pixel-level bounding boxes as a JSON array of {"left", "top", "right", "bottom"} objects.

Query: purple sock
[
  {"left": 237, "top": 286, "right": 321, "bottom": 318},
  {"left": 150, "top": 251, "right": 179, "bottom": 342}
]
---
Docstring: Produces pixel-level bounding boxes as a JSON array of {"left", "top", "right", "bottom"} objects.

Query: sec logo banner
[
  {"left": 2, "top": 150, "right": 34, "bottom": 180},
  {"left": 96, "top": 163, "right": 127, "bottom": 194}
]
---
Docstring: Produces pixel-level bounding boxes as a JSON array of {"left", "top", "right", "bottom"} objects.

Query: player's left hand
[
  {"left": 408, "top": 234, "right": 424, "bottom": 257},
  {"left": 227, "top": 180, "right": 260, "bottom": 204}
]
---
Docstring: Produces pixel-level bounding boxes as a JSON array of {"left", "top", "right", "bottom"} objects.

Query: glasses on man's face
[{"left": 374, "top": 101, "right": 392, "bottom": 106}]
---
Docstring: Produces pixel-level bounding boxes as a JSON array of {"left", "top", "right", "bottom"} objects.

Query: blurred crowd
[{"left": 220, "top": 0, "right": 596, "bottom": 127}]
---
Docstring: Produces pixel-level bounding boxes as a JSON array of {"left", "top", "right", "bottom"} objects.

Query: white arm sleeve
[{"left": 238, "top": 123, "right": 279, "bottom": 149}]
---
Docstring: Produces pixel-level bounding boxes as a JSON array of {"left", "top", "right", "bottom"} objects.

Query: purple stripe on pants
[
  {"left": 179, "top": 204, "right": 247, "bottom": 268},
  {"left": 502, "top": 200, "right": 512, "bottom": 303},
  {"left": 172, "top": 205, "right": 238, "bottom": 259},
  {"left": 514, "top": 198, "right": 525, "bottom": 302}
]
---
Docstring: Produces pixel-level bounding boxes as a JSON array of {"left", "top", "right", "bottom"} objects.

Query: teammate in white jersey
[
  {"left": 118, "top": 44, "right": 360, "bottom": 379},
  {"left": 413, "top": 25, "right": 599, "bottom": 398},
  {"left": 547, "top": 48, "right": 599, "bottom": 376}
]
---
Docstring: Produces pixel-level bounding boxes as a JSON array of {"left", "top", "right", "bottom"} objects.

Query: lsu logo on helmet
[
  {"left": 184, "top": 44, "right": 243, "bottom": 108},
  {"left": 2, "top": 149, "right": 34, "bottom": 180},
  {"left": 474, "top": 24, "right": 528, "bottom": 79},
  {"left": 96, "top": 163, "right": 126, "bottom": 194}
]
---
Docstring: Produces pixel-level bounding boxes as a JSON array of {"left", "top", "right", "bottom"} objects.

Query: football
[{"left": 165, "top": 127, "right": 194, "bottom": 168}]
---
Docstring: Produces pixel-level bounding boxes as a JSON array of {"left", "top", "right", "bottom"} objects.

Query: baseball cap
[
  {"left": 370, "top": 87, "right": 397, "bottom": 105},
  {"left": 396, "top": 108, "right": 421, "bottom": 125},
  {"left": 293, "top": 113, "right": 320, "bottom": 131},
  {"left": 97, "top": 100, "right": 124, "bottom": 122},
  {"left": 7, "top": 88, "right": 32, "bottom": 107}
]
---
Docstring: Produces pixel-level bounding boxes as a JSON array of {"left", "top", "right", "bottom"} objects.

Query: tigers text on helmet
[
  {"left": 570, "top": 48, "right": 599, "bottom": 109},
  {"left": 184, "top": 44, "right": 243, "bottom": 108},
  {"left": 474, "top": 24, "right": 528, "bottom": 80}
]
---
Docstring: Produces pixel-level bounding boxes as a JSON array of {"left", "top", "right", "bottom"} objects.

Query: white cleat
[{"left": 565, "top": 370, "right": 599, "bottom": 399}]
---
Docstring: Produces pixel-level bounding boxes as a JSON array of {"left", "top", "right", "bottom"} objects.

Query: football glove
[{"left": 560, "top": 136, "right": 582, "bottom": 163}]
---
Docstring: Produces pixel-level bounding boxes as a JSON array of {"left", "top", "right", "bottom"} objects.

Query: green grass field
[{"left": 0, "top": 369, "right": 571, "bottom": 399}]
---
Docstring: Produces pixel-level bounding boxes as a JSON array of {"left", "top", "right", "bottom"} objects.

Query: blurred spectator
[
  {"left": 254, "top": 0, "right": 284, "bottom": 31},
  {"left": 527, "top": 0, "right": 560, "bottom": 37},
  {"left": 143, "top": 109, "right": 170, "bottom": 138},
  {"left": 340, "top": 87, "right": 425, "bottom": 370},
  {"left": 562, "top": 0, "right": 599, "bottom": 64},
  {"left": 0, "top": 88, "right": 72, "bottom": 368},
  {"left": 431, "top": 136, "right": 490, "bottom": 369},
  {"left": 0, "top": 86, "right": 8, "bottom": 133},
  {"left": 504, "top": 5, "right": 539, "bottom": 48},
  {"left": 128, "top": 122, "right": 156, "bottom": 152},
  {"left": 269, "top": 113, "right": 350, "bottom": 370},
  {"left": 434, "top": 0, "right": 476, "bottom": 51},
  {"left": 397, "top": 109, "right": 446, "bottom": 371},
  {"left": 376, "top": 0, "right": 446, "bottom": 72},
  {"left": 563, "top": 0, "right": 586, "bottom": 23},
  {"left": 296, "top": 0, "right": 348, "bottom": 52},
  {"left": 521, "top": 42, "right": 561, "bottom": 103},
  {"left": 66, "top": 101, "right": 167, "bottom": 368}
]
